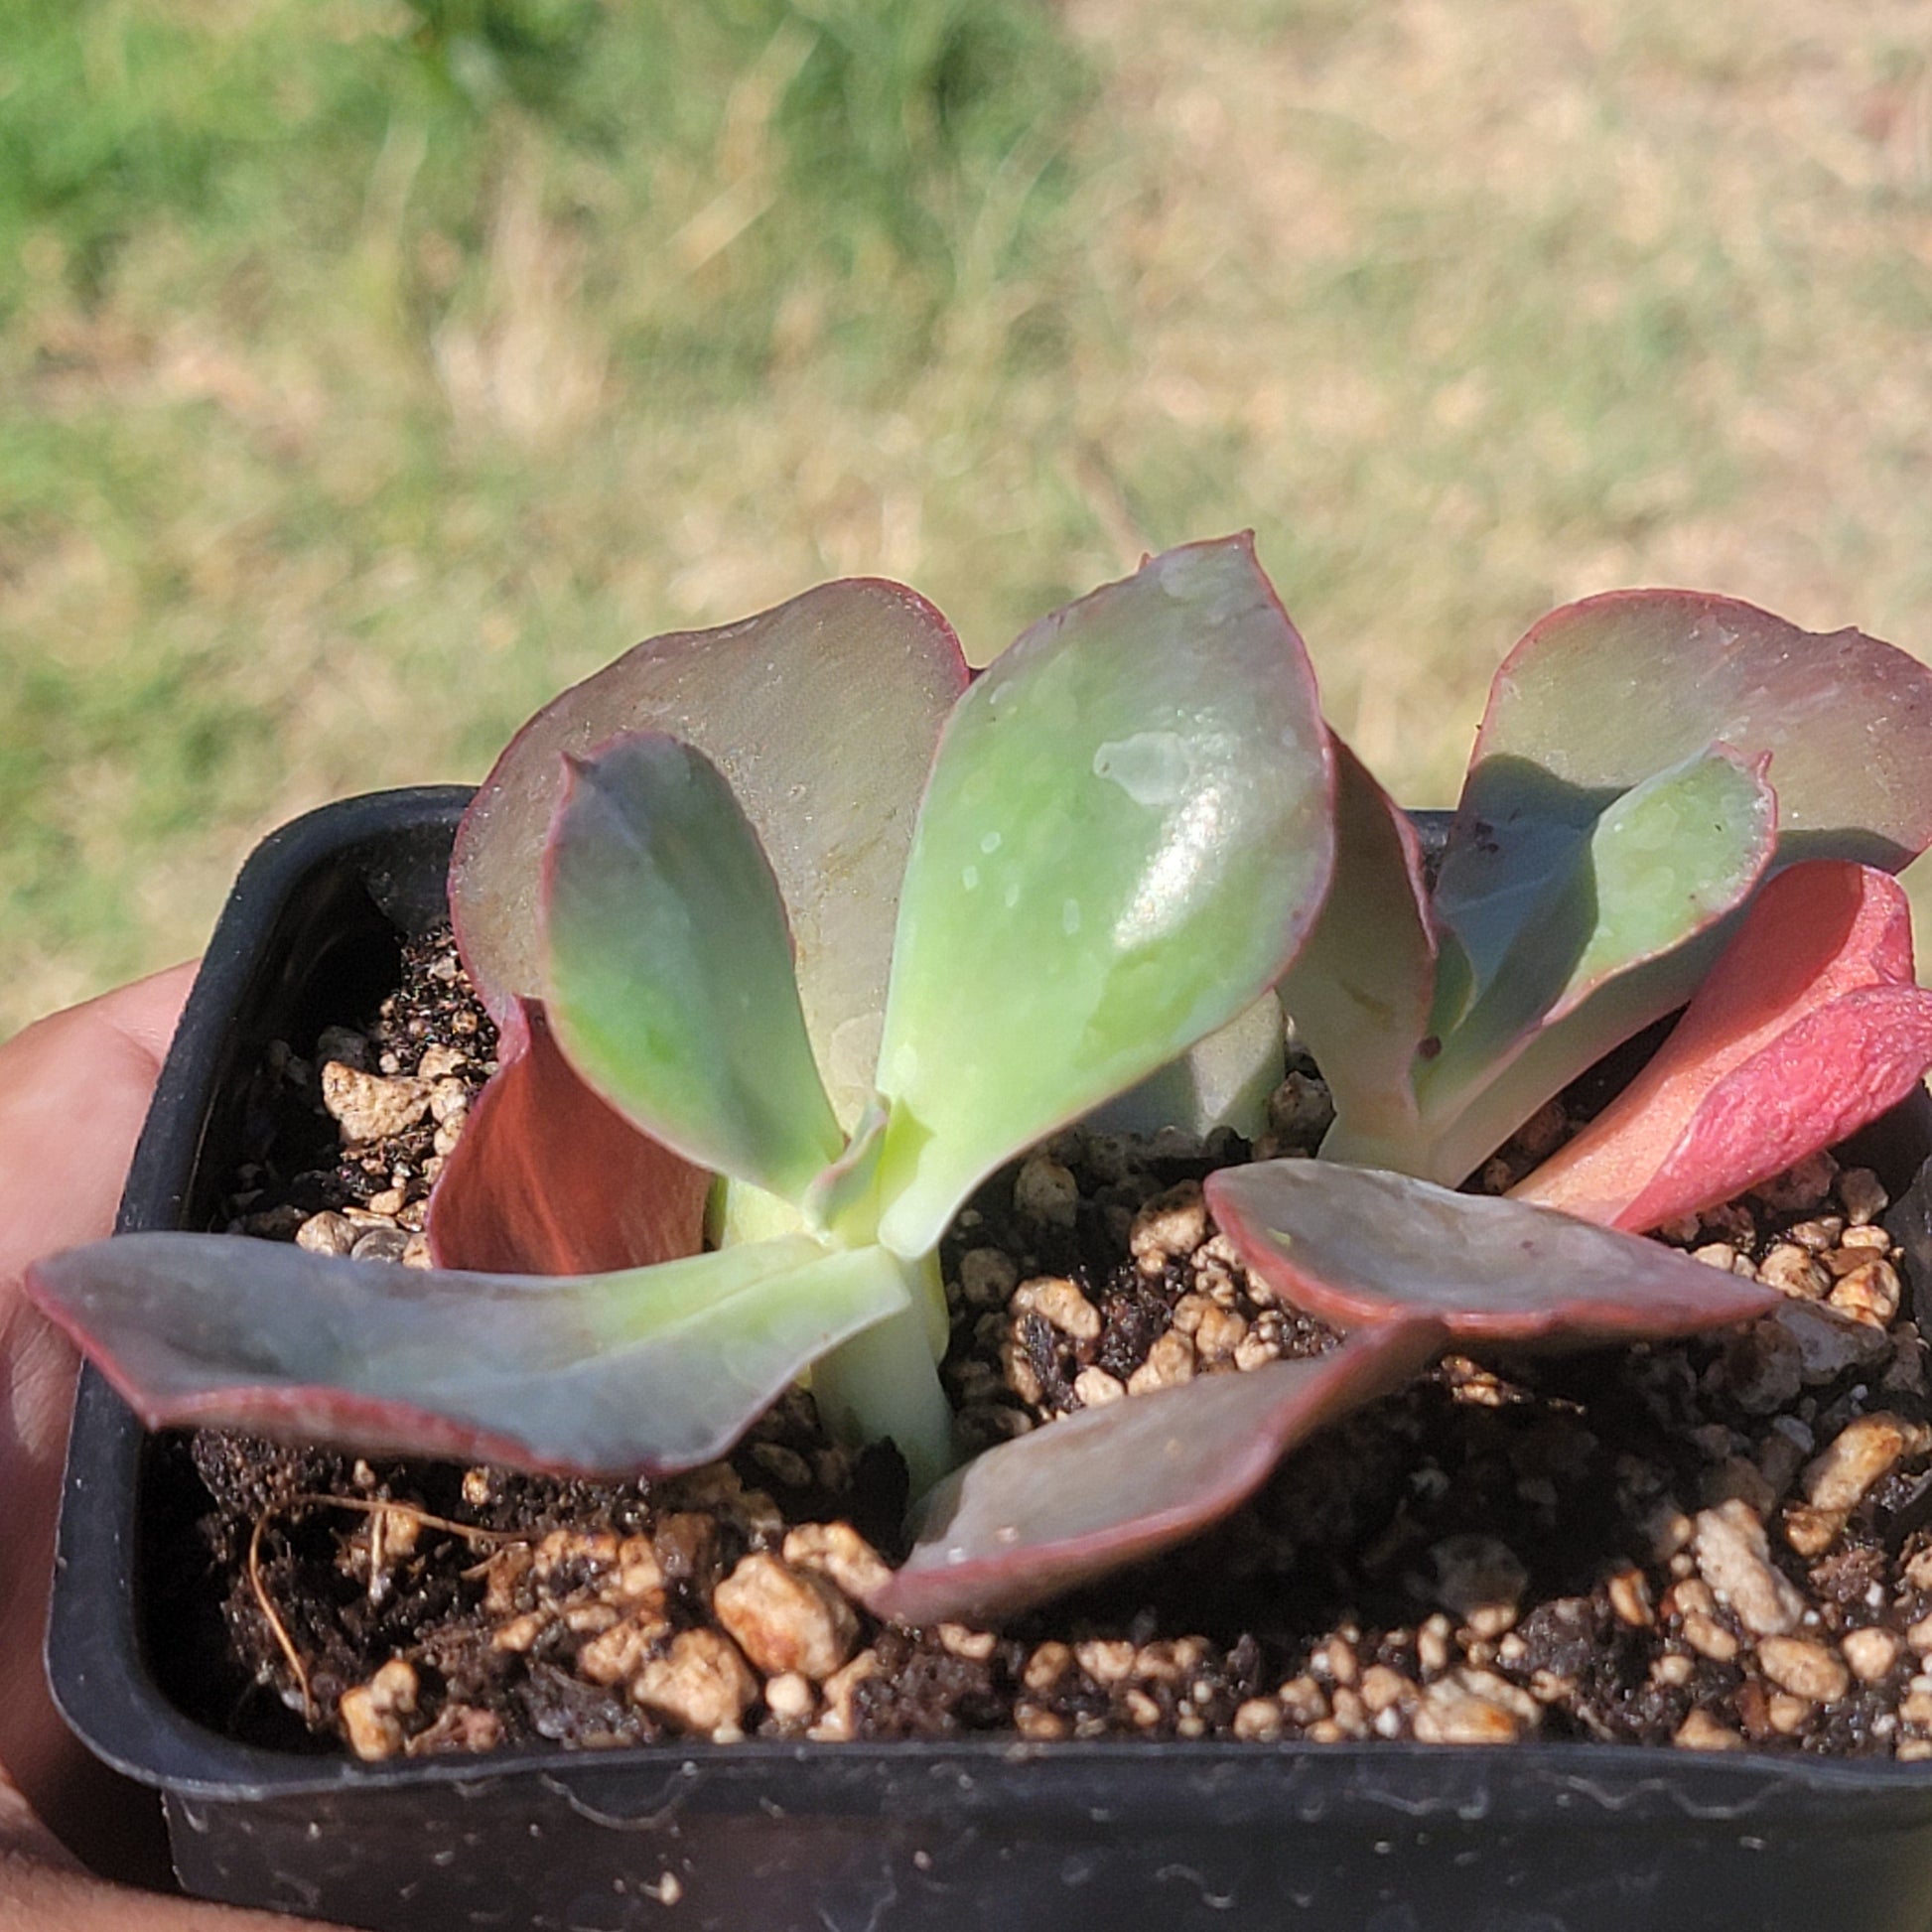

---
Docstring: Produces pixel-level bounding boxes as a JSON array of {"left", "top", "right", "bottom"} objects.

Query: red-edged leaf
[
  {"left": 27, "top": 1231, "right": 908, "bottom": 1475},
  {"left": 1514, "top": 862, "right": 1932, "bottom": 1231},
  {"left": 1382, "top": 745, "right": 1780, "bottom": 1185},
  {"left": 449, "top": 579, "right": 968, "bottom": 1130},
  {"left": 426, "top": 999, "right": 710, "bottom": 1275},
  {"left": 873, "top": 535, "right": 1335, "bottom": 1257},
  {"left": 1205, "top": 1161, "right": 1781, "bottom": 1345},
  {"left": 1444, "top": 591, "right": 1932, "bottom": 924},
  {"left": 864, "top": 1320, "right": 1443, "bottom": 1627}
]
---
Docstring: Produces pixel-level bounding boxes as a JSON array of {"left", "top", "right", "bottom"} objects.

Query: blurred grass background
[{"left": 3, "top": 0, "right": 1931, "bottom": 1035}]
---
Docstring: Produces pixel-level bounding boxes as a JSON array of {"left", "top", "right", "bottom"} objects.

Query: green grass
[{"left": 5, "top": 0, "right": 1932, "bottom": 1030}]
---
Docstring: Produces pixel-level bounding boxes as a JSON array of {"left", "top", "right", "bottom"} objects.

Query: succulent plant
[
  {"left": 1292, "top": 593, "right": 1932, "bottom": 1190},
  {"left": 867, "top": 591, "right": 1932, "bottom": 1622},
  {"left": 31, "top": 537, "right": 1335, "bottom": 1496},
  {"left": 29, "top": 539, "right": 1932, "bottom": 1633}
]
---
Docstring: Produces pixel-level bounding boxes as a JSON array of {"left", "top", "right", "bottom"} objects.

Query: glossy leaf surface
[
  {"left": 28, "top": 1232, "right": 909, "bottom": 1474},
  {"left": 426, "top": 999, "right": 711, "bottom": 1274},
  {"left": 1516, "top": 863, "right": 1932, "bottom": 1230},
  {"left": 1280, "top": 739, "right": 1435, "bottom": 1145},
  {"left": 1206, "top": 1161, "right": 1781, "bottom": 1345},
  {"left": 875, "top": 536, "right": 1334, "bottom": 1257},
  {"left": 1436, "top": 591, "right": 1932, "bottom": 998},
  {"left": 450, "top": 578, "right": 967, "bottom": 1128},
  {"left": 544, "top": 735, "right": 843, "bottom": 1204},
  {"left": 866, "top": 1320, "right": 1442, "bottom": 1626}
]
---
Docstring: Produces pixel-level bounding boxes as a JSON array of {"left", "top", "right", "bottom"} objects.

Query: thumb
[{"left": 0, "top": 966, "right": 198, "bottom": 1874}]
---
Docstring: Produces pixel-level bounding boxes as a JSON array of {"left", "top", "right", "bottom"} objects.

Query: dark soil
[{"left": 146, "top": 927, "right": 1932, "bottom": 1764}]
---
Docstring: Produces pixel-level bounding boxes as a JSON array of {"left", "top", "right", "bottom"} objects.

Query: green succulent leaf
[
  {"left": 1325, "top": 746, "right": 1779, "bottom": 1182},
  {"left": 1443, "top": 592, "right": 1932, "bottom": 916},
  {"left": 450, "top": 578, "right": 968, "bottom": 1129},
  {"left": 1408, "top": 744, "right": 1777, "bottom": 1168},
  {"left": 544, "top": 734, "right": 842, "bottom": 1204},
  {"left": 874, "top": 536, "right": 1335, "bottom": 1257},
  {"left": 802, "top": 1097, "right": 891, "bottom": 1241},
  {"left": 27, "top": 1233, "right": 912, "bottom": 1475},
  {"left": 1280, "top": 739, "right": 1436, "bottom": 1148}
]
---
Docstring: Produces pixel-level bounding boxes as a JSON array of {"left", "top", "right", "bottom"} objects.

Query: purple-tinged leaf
[
  {"left": 1436, "top": 591, "right": 1932, "bottom": 1001},
  {"left": 27, "top": 1232, "right": 910, "bottom": 1475},
  {"left": 874, "top": 536, "right": 1335, "bottom": 1258},
  {"left": 449, "top": 579, "right": 967, "bottom": 1130},
  {"left": 1516, "top": 863, "right": 1932, "bottom": 1231},
  {"left": 1421, "top": 587, "right": 1932, "bottom": 1176},
  {"left": 864, "top": 1321, "right": 1443, "bottom": 1627},
  {"left": 1205, "top": 1161, "right": 1782, "bottom": 1346},
  {"left": 1279, "top": 738, "right": 1435, "bottom": 1146},
  {"left": 426, "top": 999, "right": 710, "bottom": 1274},
  {"left": 543, "top": 735, "right": 843, "bottom": 1204}
]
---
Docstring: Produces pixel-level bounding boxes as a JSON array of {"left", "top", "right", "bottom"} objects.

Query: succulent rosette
[{"left": 32, "top": 539, "right": 1932, "bottom": 1624}]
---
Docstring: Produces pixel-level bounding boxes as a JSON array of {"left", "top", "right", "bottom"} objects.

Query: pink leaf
[
  {"left": 863, "top": 1321, "right": 1443, "bottom": 1627},
  {"left": 1514, "top": 862, "right": 1932, "bottom": 1231},
  {"left": 1205, "top": 1161, "right": 1782, "bottom": 1345},
  {"left": 426, "top": 998, "right": 710, "bottom": 1275}
]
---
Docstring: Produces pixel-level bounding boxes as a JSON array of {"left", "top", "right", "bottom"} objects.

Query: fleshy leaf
[
  {"left": 544, "top": 735, "right": 843, "bottom": 1204},
  {"left": 449, "top": 578, "right": 968, "bottom": 1128},
  {"left": 1084, "top": 992, "right": 1285, "bottom": 1142},
  {"left": 1515, "top": 862, "right": 1932, "bottom": 1230},
  {"left": 27, "top": 1232, "right": 910, "bottom": 1475},
  {"left": 864, "top": 1321, "right": 1443, "bottom": 1627},
  {"left": 427, "top": 999, "right": 710, "bottom": 1274},
  {"left": 874, "top": 536, "right": 1335, "bottom": 1257},
  {"left": 1205, "top": 1161, "right": 1782, "bottom": 1345},
  {"left": 802, "top": 1097, "right": 891, "bottom": 1241},
  {"left": 1401, "top": 745, "right": 1777, "bottom": 1173},
  {"left": 1281, "top": 739, "right": 1435, "bottom": 1145},
  {"left": 1436, "top": 590, "right": 1932, "bottom": 1000}
]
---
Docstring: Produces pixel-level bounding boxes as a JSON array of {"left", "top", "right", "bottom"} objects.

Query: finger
[
  {"left": 0, "top": 1830, "right": 339, "bottom": 1932},
  {"left": 0, "top": 959, "right": 199, "bottom": 1291},
  {"left": 0, "top": 963, "right": 197, "bottom": 1875}
]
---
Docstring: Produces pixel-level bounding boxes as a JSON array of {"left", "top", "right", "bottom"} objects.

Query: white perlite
[{"left": 1692, "top": 1500, "right": 1804, "bottom": 1636}]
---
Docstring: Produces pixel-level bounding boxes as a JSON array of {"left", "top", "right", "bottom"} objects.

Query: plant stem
[{"left": 811, "top": 1263, "right": 959, "bottom": 1495}]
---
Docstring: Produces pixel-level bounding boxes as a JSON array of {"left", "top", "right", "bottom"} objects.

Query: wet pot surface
[{"left": 48, "top": 787, "right": 1932, "bottom": 1932}]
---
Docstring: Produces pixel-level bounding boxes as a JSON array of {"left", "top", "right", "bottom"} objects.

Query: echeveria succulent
[
  {"left": 31, "top": 537, "right": 1336, "bottom": 1495},
  {"left": 28, "top": 544, "right": 1932, "bottom": 1634},
  {"left": 1312, "top": 592, "right": 1932, "bottom": 1186}
]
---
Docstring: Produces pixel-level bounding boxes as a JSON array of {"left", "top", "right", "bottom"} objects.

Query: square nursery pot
[{"left": 46, "top": 785, "right": 1932, "bottom": 1932}]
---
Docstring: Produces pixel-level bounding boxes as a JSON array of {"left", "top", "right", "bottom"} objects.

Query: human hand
[{"left": 0, "top": 966, "right": 339, "bottom": 1930}]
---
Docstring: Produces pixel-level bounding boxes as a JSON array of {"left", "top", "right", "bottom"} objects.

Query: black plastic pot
[{"left": 47, "top": 786, "right": 1932, "bottom": 1932}]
